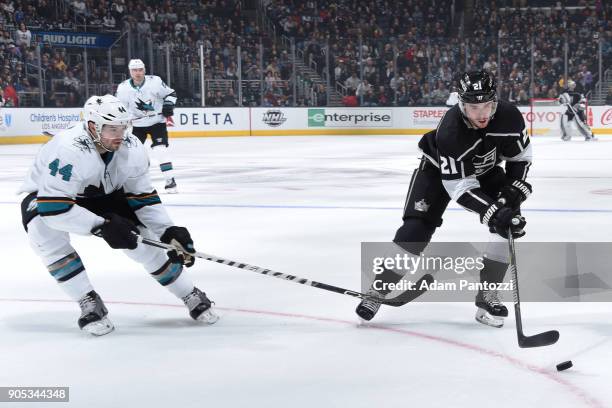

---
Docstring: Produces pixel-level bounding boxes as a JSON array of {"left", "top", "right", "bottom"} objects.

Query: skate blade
[
  {"left": 196, "top": 308, "right": 219, "bottom": 324},
  {"left": 475, "top": 308, "right": 504, "bottom": 328},
  {"left": 355, "top": 305, "right": 378, "bottom": 322},
  {"left": 82, "top": 317, "right": 115, "bottom": 336},
  {"left": 164, "top": 187, "right": 178, "bottom": 194}
]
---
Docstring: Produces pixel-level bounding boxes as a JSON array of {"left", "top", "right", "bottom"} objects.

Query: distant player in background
[
  {"left": 19, "top": 95, "right": 218, "bottom": 336},
  {"left": 356, "top": 71, "right": 532, "bottom": 328},
  {"left": 446, "top": 89, "right": 459, "bottom": 106},
  {"left": 559, "top": 80, "right": 596, "bottom": 141},
  {"left": 116, "top": 59, "right": 179, "bottom": 193}
]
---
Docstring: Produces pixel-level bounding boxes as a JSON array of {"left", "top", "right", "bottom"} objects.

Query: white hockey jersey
[
  {"left": 19, "top": 124, "right": 174, "bottom": 236},
  {"left": 116, "top": 75, "right": 177, "bottom": 128}
]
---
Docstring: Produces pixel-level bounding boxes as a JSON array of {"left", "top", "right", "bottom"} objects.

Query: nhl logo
[
  {"left": 414, "top": 199, "right": 430, "bottom": 212},
  {"left": 262, "top": 109, "right": 287, "bottom": 127}
]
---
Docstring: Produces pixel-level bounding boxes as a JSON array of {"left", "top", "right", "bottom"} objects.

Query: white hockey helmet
[
  {"left": 83, "top": 94, "right": 131, "bottom": 149},
  {"left": 128, "top": 59, "right": 146, "bottom": 70},
  {"left": 567, "top": 79, "right": 576, "bottom": 90}
]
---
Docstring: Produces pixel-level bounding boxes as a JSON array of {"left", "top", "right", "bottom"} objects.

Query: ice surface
[{"left": 0, "top": 135, "right": 611, "bottom": 407}]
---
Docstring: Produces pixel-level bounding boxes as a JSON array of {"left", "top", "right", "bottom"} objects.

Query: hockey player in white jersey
[
  {"left": 116, "top": 59, "right": 179, "bottom": 193},
  {"left": 559, "top": 80, "right": 596, "bottom": 141},
  {"left": 19, "top": 95, "right": 218, "bottom": 336}
]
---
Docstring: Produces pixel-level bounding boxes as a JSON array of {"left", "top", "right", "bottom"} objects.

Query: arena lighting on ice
[{"left": 372, "top": 253, "right": 485, "bottom": 275}]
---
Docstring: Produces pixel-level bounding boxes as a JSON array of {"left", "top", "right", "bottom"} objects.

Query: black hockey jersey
[
  {"left": 563, "top": 91, "right": 584, "bottom": 107},
  {"left": 418, "top": 100, "right": 532, "bottom": 214}
]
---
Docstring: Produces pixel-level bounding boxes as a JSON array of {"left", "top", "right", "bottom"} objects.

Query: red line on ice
[{"left": 0, "top": 297, "right": 604, "bottom": 408}]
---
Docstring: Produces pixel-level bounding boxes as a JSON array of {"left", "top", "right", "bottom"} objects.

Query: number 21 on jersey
[{"left": 440, "top": 156, "right": 458, "bottom": 175}]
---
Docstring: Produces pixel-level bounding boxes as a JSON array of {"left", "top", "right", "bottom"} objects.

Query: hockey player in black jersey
[
  {"left": 356, "top": 71, "right": 532, "bottom": 328},
  {"left": 559, "top": 80, "right": 596, "bottom": 141}
]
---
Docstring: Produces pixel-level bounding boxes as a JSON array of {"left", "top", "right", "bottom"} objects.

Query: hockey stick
[
  {"left": 130, "top": 112, "right": 164, "bottom": 121},
  {"left": 507, "top": 228, "right": 559, "bottom": 348},
  {"left": 135, "top": 235, "right": 432, "bottom": 306}
]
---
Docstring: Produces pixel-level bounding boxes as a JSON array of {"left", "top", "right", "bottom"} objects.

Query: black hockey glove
[
  {"left": 92, "top": 214, "right": 139, "bottom": 250},
  {"left": 160, "top": 226, "right": 195, "bottom": 267},
  {"left": 498, "top": 179, "right": 532, "bottom": 210},
  {"left": 161, "top": 101, "right": 174, "bottom": 117},
  {"left": 480, "top": 203, "right": 526, "bottom": 239}
]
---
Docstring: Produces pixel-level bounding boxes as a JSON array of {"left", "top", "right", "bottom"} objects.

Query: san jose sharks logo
[
  {"left": 135, "top": 98, "right": 155, "bottom": 112},
  {"left": 73, "top": 135, "right": 95, "bottom": 153},
  {"left": 123, "top": 134, "right": 137, "bottom": 147}
]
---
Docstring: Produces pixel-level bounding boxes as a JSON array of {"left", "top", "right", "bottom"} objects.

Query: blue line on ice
[
  {"left": 154, "top": 203, "right": 612, "bottom": 213},
  {"left": 1, "top": 202, "right": 611, "bottom": 213}
]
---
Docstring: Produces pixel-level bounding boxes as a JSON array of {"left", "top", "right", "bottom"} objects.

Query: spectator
[
  {"left": 221, "top": 87, "right": 238, "bottom": 106},
  {"left": 355, "top": 79, "right": 372, "bottom": 98},
  {"left": 377, "top": 85, "right": 390, "bottom": 106},
  {"left": 2, "top": 80, "right": 19, "bottom": 107},
  {"left": 315, "top": 84, "right": 327, "bottom": 106},
  {"left": 430, "top": 81, "right": 450, "bottom": 106},
  {"left": 15, "top": 23, "right": 31, "bottom": 47},
  {"left": 605, "top": 88, "right": 612, "bottom": 105},
  {"left": 420, "top": 83, "right": 433, "bottom": 106},
  {"left": 71, "top": 0, "right": 86, "bottom": 15},
  {"left": 362, "top": 89, "right": 378, "bottom": 106},
  {"left": 103, "top": 12, "right": 116, "bottom": 29},
  {"left": 62, "top": 70, "right": 80, "bottom": 92},
  {"left": 344, "top": 72, "right": 360, "bottom": 92},
  {"left": 211, "top": 90, "right": 223, "bottom": 106},
  {"left": 363, "top": 57, "right": 377, "bottom": 83}
]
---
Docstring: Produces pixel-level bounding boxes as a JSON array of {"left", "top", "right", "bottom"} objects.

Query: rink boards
[{"left": 1, "top": 105, "right": 611, "bottom": 144}]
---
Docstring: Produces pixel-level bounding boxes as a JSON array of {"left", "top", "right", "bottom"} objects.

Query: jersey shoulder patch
[
  {"left": 435, "top": 108, "right": 471, "bottom": 158},
  {"left": 490, "top": 101, "right": 525, "bottom": 134},
  {"left": 120, "top": 134, "right": 150, "bottom": 176},
  {"left": 123, "top": 133, "right": 141, "bottom": 148}
]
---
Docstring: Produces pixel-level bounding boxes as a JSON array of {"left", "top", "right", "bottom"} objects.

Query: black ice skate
[
  {"left": 475, "top": 289, "right": 508, "bottom": 328},
  {"left": 182, "top": 287, "right": 219, "bottom": 324},
  {"left": 355, "top": 290, "right": 384, "bottom": 321},
  {"left": 164, "top": 177, "right": 178, "bottom": 194},
  {"left": 78, "top": 290, "right": 114, "bottom": 336}
]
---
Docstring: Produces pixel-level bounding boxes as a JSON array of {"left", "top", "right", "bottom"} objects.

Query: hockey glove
[
  {"left": 498, "top": 179, "right": 532, "bottom": 210},
  {"left": 480, "top": 203, "right": 526, "bottom": 239},
  {"left": 161, "top": 101, "right": 174, "bottom": 117},
  {"left": 160, "top": 226, "right": 195, "bottom": 267},
  {"left": 92, "top": 214, "right": 139, "bottom": 250}
]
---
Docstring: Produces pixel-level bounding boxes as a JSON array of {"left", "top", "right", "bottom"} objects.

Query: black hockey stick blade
[
  {"left": 381, "top": 274, "right": 434, "bottom": 307},
  {"left": 518, "top": 330, "right": 560, "bottom": 348}
]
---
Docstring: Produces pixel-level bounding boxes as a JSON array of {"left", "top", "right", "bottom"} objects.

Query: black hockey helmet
[{"left": 458, "top": 71, "right": 497, "bottom": 104}]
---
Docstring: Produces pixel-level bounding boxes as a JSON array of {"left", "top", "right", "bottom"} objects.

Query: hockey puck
[{"left": 556, "top": 361, "right": 573, "bottom": 371}]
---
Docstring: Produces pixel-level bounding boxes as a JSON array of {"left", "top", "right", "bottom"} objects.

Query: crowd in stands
[
  {"left": 1, "top": 0, "right": 123, "bottom": 107},
  {"left": 0, "top": 0, "right": 610, "bottom": 108},
  {"left": 266, "top": 0, "right": 611, "bottom": 106}
]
